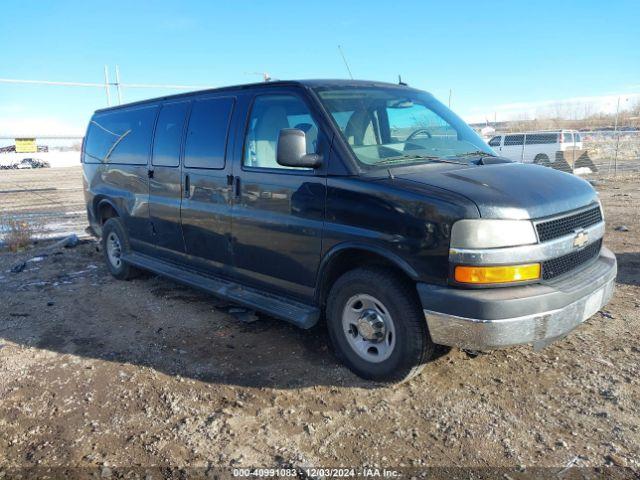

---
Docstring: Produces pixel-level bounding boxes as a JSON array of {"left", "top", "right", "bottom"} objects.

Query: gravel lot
[{"left": 0, "top": 168, "right": 638, "bottom": 478}]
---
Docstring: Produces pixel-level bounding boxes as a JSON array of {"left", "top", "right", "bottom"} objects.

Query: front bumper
[{"left": 418, "top": 247, "right": 617, "bottom": 351}]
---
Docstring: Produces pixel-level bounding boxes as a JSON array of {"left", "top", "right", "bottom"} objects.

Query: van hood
[{"left": 390, "top": 162, "right": 598, "bottom": 220}]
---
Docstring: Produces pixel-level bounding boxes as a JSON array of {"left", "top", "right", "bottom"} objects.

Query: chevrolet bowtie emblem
[{"left": 573, "top": 230, "right": 589, "bottom": 248}]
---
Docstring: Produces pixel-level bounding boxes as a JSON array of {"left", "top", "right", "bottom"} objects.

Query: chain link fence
[
  {"left": 580, "top": 130, "right": 640, "bottom": 175},
  {"left": 479, "top": 128, "right": 639, "bottom": 177},
  {"left": 0, "top": 136, "right": 82, "bottom": 169}
]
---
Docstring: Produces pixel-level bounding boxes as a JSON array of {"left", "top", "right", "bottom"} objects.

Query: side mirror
[{"left": 277, "top": 128, "right": 322, "bottom": 168}]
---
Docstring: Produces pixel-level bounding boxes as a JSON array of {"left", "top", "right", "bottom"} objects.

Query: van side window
[
  {"left": 504, "top": 134, "right": 524, "bottom": 146},
  {"left": 243, "top": 95, "right": 318, "bottom": 169},
  {"left": 152, "top": 102, "right": 189, "bottom": 167},
  {"left": 184, "top": 97, "right": 234, "bottom": 169},
  {"left": 526, "top": 133, "right": 556, "bottom": 144},
  {"left": 563, "top": 132, "right": 573, "bottom": 143},
  {"left": 488, "top": 136, "right": 501, "bottom": 147},
  {"left": 84, "top": 105, "right": 158, "bottom": 165}
]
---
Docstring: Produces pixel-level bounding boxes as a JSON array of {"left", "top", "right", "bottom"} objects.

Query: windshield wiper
[
  {"left": 375, "top": 154, "right": 467, "bottom": 166},
  {"left": 449, "top": 150, "right": 496, "bottom": 158}
]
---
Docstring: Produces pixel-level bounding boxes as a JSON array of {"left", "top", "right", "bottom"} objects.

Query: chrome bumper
[{"left": 421, "top": 248, "right": 617, "bottom": 351}]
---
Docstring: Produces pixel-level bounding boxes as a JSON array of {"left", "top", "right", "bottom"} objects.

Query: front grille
[
  {"left": 542, "top": 239, "right": 602, "bottom": 280},
  {"left": 536, "top": 206, "right": 602, "bottom": 242}
]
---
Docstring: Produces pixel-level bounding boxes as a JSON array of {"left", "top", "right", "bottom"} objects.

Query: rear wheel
[
  {"left": 101, "top": 218, "right": 140, "bottom": 280},
  {"left": 326, "top": 267, "right": 435, "bottom": 383}
]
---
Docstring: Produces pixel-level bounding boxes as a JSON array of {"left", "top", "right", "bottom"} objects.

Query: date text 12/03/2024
[{"left": 232, "top": 468, "right": 401, "bottom": 477}]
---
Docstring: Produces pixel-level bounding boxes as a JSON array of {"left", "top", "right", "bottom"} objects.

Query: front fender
[{"left": 314, "top": 242, "right": 421, "bottom": 305}]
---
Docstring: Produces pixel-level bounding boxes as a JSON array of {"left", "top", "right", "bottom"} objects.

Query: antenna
[
  {"left": 337, "top": 45, "right": 354, "bottom": 79},
  {"left": 246, "top": 72, "right": 272, "bottom": 82},
  {"left": 398, "top": 75, "right": 407, "bottom": 86}
]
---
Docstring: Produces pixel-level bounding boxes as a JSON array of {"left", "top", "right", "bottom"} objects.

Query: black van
[{"left": 82, "top": 80, "right": 616, "bottom": 382}]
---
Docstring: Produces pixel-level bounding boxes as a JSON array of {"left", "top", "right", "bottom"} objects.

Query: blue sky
[{"left": 1, "top": 0, "right": 639, "bottom": 134}]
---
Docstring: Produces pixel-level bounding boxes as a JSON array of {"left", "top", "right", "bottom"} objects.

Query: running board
[{"left": 123, "top": 252, "right": 320, "bottom": 329}]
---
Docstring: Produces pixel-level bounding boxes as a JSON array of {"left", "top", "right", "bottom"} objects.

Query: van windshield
[{"left": 314, "top": 86, "right": 495, "bottom": 169}]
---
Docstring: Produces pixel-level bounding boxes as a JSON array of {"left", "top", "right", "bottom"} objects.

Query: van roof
[
  {"left": 94, "top": 79, "right": 423, "bottom": 114},
  {"left": 495, "top": 130, "right": 580, "bottom": 135}
]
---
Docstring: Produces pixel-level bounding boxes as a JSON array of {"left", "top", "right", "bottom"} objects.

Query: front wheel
[{"left": 326, "top": 267, "right": 435, "bottom": 383}]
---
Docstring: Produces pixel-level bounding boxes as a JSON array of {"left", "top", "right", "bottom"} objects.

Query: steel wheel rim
[
  {"left": 341, "top": 293, "right": 396, "bottom": 363},
  {"left": 106, "top": 232, "right": 122, "bottom": 269}
]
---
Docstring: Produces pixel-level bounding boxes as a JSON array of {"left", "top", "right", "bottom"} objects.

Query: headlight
[
  {"left": 450, "top": 219, "right": 537, "bottom": 249},
  {"left": 597, "top": 198, "right": 605, "bottom": 221}
]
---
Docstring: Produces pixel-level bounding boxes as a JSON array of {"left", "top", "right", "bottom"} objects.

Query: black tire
[
  {"left": 101, "top": 217, "right": 140, "bottom": 280},
  {"left": 326, "top": 267, "right": 435, "bottom": 383},
  {"left": 534, "top": 154, "right": 550, "bottom": 167}
]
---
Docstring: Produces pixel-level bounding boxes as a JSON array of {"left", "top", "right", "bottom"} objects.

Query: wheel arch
[
  {"left": 94, "top": 197, "right": 122, "bottom": 225},
  {"left": 315, "top": 243, "right": 419, "bottom": 308}
]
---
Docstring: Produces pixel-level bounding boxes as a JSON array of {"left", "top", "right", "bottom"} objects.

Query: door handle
[
  {"left": 234, "top": 176, "right": 241, "bottom": 199},
  {"left": 147, "top": 168, "right": 154, "bottom": 179},
  {"left": 184, "top": 174, "right": 190, "bottom": 198}
]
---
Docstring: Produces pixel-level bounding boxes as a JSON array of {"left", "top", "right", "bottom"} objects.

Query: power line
[
  {"left": 0, "top": 78, "right": 105, "bottom": 88},
  {"left": 0, "top": 77, "right": 214, "bottom": 90},
  {"left": 0, "top": 66, "right": 215, "bottom": 107},
  {"left": 116, "top": 82, "right": 214, "bottom": 89}
]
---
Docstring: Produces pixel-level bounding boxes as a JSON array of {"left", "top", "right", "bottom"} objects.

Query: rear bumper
[{"left": 418, "top": 247, "right": 616, "bottom": 351}]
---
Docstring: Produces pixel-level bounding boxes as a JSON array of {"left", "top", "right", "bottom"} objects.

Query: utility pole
[
  {"left": 612, "top": 96, "right": 629, "bottom": 175},
  {"left": 103, "top": 65, "right": 111, "bottom": 106},
  {"left": 610, "top": 96, "right": 621, "bottom": 174},
  {"left": 115, "top": 65, "right": 123, "bottom": 105}
]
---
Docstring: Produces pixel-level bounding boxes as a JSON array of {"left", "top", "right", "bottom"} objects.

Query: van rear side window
[
  {"left": 84, "top": 105, "right": 158, "bottom": 165},
  {"left": 184, "top": 97, "right": 234, "bottom": 169},
  {"left": 526, "top": 133, "right": 557, "bottom": 144}
]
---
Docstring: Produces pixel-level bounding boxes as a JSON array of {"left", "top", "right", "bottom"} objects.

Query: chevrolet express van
[
  {"left": 488, "top": 130, "right": 583, "bottom": 170},
  {"left": 82, "top": 80, "right": 616, "bottom": 382}
]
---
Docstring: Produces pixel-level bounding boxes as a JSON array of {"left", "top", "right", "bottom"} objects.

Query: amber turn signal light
[{"left": 454, "top": 263, "right": 541, "bottom": 284}]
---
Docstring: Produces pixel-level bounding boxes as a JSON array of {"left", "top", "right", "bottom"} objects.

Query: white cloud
[
  {"left": 0, "top": 103, "right": 27, "bottom": 115},
  {"left": 0, "top": 117, "right": 84, "bottom": 138},
  {"left": 462, "top": 92, "right": 640, "bottom": 124}
]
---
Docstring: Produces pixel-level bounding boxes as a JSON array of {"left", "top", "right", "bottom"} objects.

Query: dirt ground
[{"left": 0, "top": 168, "right": 639, "bottom": 479}]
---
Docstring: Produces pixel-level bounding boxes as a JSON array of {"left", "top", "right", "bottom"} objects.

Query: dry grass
[{"left": 0, "top": 216, "right": 43, "bottom": 252}]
